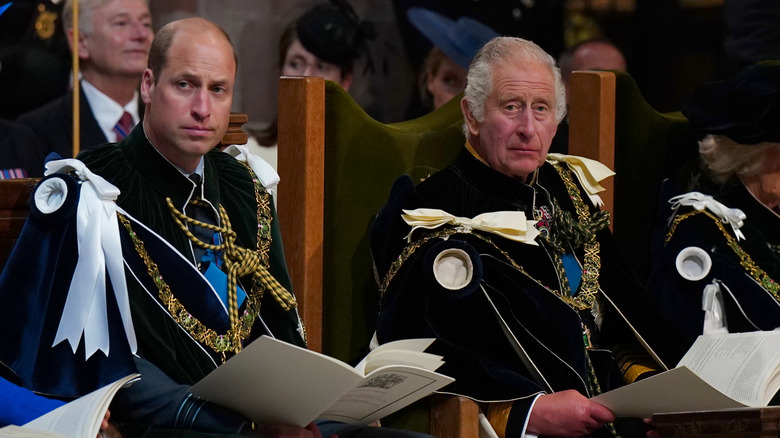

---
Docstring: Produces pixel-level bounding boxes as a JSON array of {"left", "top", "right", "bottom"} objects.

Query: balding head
[
  {"left": 147, "top": 17, "right": 238, "bottom": 82},
  {"left": 571, "top": 40, "right": 626, "bottom": 73}
]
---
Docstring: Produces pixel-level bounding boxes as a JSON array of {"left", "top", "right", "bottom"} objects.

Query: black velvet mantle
[{"left": 372, "top": 148, "right": 689, "bottom": 406}]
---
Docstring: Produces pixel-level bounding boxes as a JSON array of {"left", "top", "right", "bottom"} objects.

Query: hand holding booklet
[
  {"left": 190, "top": 336, "right": 454, "bottom": 427},
  {"left": 0, "top": 374, "right": 140, "bottom": 438},
  {"left": 592, "top": 331, "right": 780, "bottom": 417}
]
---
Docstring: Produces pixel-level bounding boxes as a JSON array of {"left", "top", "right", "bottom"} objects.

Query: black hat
[
  {"left": 295, "top": 0, "right": 375, "bottom": 70},
  {"left": 682, "top": 63, "right": 780, "bottom": 145}
]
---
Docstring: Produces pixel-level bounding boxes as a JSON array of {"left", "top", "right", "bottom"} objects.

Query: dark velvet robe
[
  {"left": 372, "top": 149, "right": 688, "bottom": 437},
  {"left": 649, "top": 165, "right": 780, "bottom": 346},
  {"left": 76, "top": 126, "right": 306, "bottom": 381},
  {"left": 0, "top": 125, "right": 305, "bottom": 434}
]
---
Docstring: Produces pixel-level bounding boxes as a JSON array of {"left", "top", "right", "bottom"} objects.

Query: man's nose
[
  {"left": 515, "top": 108, "right": 537, "bottom": 137},
  {"left": 130, "top": 21, "right": 152, "bottom": 41},
  {"left": 191, "top": 90, "right": 211, "bottom": 120}
]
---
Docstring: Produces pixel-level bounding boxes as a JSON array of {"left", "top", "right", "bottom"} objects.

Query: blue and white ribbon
[{"left": 45, "top": 159, "right": 137, "bottom": 359}]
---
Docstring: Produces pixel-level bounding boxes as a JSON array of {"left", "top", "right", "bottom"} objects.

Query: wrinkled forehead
[{"left": 491, "top": 61, "right": 555, "bottom": 98}]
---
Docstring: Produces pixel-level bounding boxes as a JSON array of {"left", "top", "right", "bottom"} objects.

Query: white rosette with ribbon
[
  {"left": 44, "top": 159, "right": 137, "bottom": 359},
  {"left": 223, "top": 145, "right": 280, "bottom": 195}
]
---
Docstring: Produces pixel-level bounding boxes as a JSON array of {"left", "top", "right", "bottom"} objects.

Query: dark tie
[
  {"left": 114, "top": 111, "right": 134, "bottom": 140},
  {"left": 187, "top": 173, "right": 216, "bottom": 264}
]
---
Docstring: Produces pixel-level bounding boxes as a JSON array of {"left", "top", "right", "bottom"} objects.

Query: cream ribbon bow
[
  {"left": 546, "top": 153, "right": 615, "bottom": 206},
  {"left": 45, "top": 159, "right": 137, "bottom": 359},
  {"left": 669, "top": 191, "right": 746, "bottom": 241},
  {"left": 223, "top": 145, "right": 280, "bottom": 195},
  {"left": 402, "top": 208, "right": 539, "bottom": 245}
]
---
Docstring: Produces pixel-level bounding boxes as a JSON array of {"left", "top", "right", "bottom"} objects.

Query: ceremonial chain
[
  {"left": 118, "top": 167, "right": 298, "bottom": 358},
  {"left": 118, "top": 213, "right": 256, "bottom": 356},
  {"left": 547, "top": 162, "right": 609, "bottom": 309},
  {"left": 667, "top": 209, "right": 780, "bottom": 299}
]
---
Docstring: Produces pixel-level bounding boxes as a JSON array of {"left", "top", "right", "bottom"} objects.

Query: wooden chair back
[
  {"left": 567, "top": 70, "right": 696, "bottom": 280},
  {"left": 0, "top": 178, "right": 38, "bottom": 271}
]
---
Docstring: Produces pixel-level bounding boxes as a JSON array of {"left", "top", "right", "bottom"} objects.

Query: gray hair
[
  {"left": 63, "top": 0, "right": 148, "bottom": 34},
  {"left": 462, "top": 37, "right": 567, "bottom": 137},
  {"left": 699, "top": 134, "right": 779, "bottom": 184}
]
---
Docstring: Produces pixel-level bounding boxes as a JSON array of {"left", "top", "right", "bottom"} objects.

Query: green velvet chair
[
  {"left": 568, "top": 70, "right": 696, "bottom": 281},
  {"left": 276, "top": 76, "right": 464, "bottom": 361},
  {"left": 276, "top": 76, "right": 472, "bottom": 435}
]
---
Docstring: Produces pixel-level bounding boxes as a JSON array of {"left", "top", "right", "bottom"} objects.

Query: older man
[
  {"left": 16, "top": 0, "right": 152, "bottom": 158},
  {"left": 371, "top": 37, "right": 688, "bottom": 437}
]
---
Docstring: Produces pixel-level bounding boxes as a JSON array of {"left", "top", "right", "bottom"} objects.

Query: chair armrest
[{"left": 430, "top": 395, "right": 480, "bottom": 438}]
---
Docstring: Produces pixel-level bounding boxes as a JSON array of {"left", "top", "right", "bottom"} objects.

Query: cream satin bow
[
  {"left": 546, "top": 154, "right": 615, "bottom": 207},
  {"left": 223, "top": 145, "right": 280, "bottom": 195},
  {"left": 45, "top": 159, "right": 137, "bottom": 359},
  {"left": 402, "top": 208, "right": 540, "bottom": 245},
  {"left": 669, "top": 191, "right": 746, "bottom": 240}
]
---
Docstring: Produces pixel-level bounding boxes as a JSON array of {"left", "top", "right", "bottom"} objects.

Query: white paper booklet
[
  {"left": 190, "top": 336, "right": 454, "bottom": 427},
  {"left": 592, "top": 331, "right": 780, "bottom": 417},
  {"left": 0, "top": 374, "right": 140, "bottom": 438}
]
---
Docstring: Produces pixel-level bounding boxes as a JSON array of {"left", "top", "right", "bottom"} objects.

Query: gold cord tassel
[{"left": 166, "top": 198, "right": 297, "bottom": 330}]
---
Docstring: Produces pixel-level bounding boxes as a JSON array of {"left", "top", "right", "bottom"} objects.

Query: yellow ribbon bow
[
  {"left": 402, "top": 208, "right": 540, "bottom": 245},
  {"left": 546, "top": 153, "right": 615, "bottom": 206}
]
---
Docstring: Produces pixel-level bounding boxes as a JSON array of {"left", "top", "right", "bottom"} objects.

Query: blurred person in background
[{"left": 247, "top": 0, "right": 375, "bottom": 170}]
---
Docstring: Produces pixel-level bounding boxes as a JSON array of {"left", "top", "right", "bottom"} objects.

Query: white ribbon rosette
[
  {"left": 223, "top": 145, "right": 280, "bottom": 194},
  {"left": 44, "top": 159, "right": 137, "bottom": 359},
  {"left": 402, "top": 208, "right": 540, "bottom": 245},
  {"left": 668, "top": 191, "right": 746, "bottom": 241},
  {"left": 546, "top": 153, "right": 615, "bottom": 207}
]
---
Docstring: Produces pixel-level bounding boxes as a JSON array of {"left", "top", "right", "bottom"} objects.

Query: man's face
[
  {"left": 80, "top": 0, "right": 152, "bottom": 78},
  {"left": 463, "top": 61, "right": 558, "bottom": 180},
  {"left": 141, "top": 30, "right": 236, "bottom": 173}
]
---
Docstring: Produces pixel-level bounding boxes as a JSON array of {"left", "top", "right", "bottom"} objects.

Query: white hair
[
  {"left": 699, "top": 134, "right": 780, "bottom": 184},
  {"left": 63, "top": 0, "right": 148, "bottom": 34},
  {"left": 462, "top": 37, "right": 567, "bottom": 137}
]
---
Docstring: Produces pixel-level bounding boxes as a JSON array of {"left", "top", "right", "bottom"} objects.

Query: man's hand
[
  {"left": 527, "top": 390, "right": 615, "bottom": 437},
  {"left": 255, "top": 421, "right": 328, "bottom": 438}
]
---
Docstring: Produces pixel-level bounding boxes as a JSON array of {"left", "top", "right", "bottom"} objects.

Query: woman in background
[
  {"left": 648, "top": 63, "right": 780, "bottom": 346},
  {"left": 248, "top": 0, "right": 374, "bottom": 168}
]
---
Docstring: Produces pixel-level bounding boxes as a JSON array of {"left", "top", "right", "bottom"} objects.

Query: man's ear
[
  {"left": 67, "top": 28, "right": 90, "bottom": 61},
  {"left": 461, "top": 98, "right": 479, "bottom": 137},
  {"left": 140, "top": 69, "right": 154, "bottom": 105}
]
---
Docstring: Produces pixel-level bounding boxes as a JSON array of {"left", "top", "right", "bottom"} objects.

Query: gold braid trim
[
  {"left": 379, "top": 227, "right": 602, "bottom": 313},
  {"left": 118, "top": 213, "right": 256, "bottom": 357},
  {"left": 548, "top": 162, "right": 606, "bottom": 309},
  {"left": 666, "top": 209, "right": 780, "bottom": 299}
]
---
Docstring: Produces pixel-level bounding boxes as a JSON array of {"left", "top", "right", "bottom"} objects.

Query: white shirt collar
[{"left": 80, "top": 79, "right": 140, "bottom": 143}]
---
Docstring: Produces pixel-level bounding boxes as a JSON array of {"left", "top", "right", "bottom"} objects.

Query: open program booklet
[
  {"left": 0, "top": 374, "right": 140, "bottom": 438},
  {"left": 190, "top": 336, "right": 454, "bottom": 427},
  {"left": 592, "top": 331, "right": 780, "bottom": 417}
]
